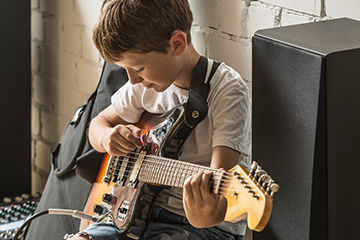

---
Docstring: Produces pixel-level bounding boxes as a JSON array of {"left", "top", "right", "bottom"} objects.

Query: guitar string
[
  {"left": 107, "top": 159, "right": 259, "bottom": 195},
  {"left": 104, "top": 154, "right": 257, "bottom": 194},
  {"left": 109, "top": 163, "right": 236, "bottom": 188},
  {"left": 109, "top": 152, "right": 239, "bottom": 179},
  {"left": 107, "top": 153, "right": 244, "bottom": 185},
  {"left": 139, "top": 157, "right": 236, "bottom": 184},
  {"left": 107, "top": 154, "right": 238, "bottom": 184}
]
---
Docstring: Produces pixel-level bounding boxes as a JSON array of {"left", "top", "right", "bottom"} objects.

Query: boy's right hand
[{"left": 101, "top": 124, "right": 143, "bottom": 156}]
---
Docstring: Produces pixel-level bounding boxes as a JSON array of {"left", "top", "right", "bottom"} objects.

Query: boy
[{"left": 67, "top": 0, "right": 251, "bottom": 239}]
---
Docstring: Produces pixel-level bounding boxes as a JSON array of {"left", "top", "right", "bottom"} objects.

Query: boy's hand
[
  {"left": 183, "top": 171, "right": 227, "bottom": 228},
  {"left": 101, "top": 124, "right": 143, "bottom": 156}
]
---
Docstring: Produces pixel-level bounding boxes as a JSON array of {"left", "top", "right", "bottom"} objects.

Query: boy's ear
[{"left": 169, "top": 31, "right": 187, "bottom": 56}]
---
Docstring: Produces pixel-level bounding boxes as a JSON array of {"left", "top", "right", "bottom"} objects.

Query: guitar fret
[
  {"left": 176, "top": 162, "right": 183, "bottom": 187},
  {"left": 154, "top": 158, "right": 160, "bottom": 184},
  {"left": 171, "top": 162, "right": 178, "bottom": 187},
  {"left": 186, "top": 164, "right": 192, "bottom": 183},
  {"left": 156, "top": 159, "right": 161, "bottom": 184},
  {"left": 151, "top": 160, "right": 157, "bottom": 184},
  {"left": 165, "top": 161, "right": 171, "bottom": 186},
  {"left": 160, "top": 157, "right": 166, "bottom": 185}
]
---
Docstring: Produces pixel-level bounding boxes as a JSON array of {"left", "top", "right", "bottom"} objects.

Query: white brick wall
[
  {"left": 31, "top": 0, "right": 103, "bottom": 193},
  {"left": 30, "top": 1, "right": 360, "bottom": 231}
]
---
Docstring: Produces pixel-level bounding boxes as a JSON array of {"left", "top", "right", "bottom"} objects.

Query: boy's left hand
[{"left": 183, "top": 171, "right": 227, "bottom": 228}]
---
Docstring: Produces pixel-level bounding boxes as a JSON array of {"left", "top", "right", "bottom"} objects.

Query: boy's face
[{"left": 115, "top": 50, "right": 182, "bottom": 92}]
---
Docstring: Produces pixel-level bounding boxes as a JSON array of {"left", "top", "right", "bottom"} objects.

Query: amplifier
[{"left": 252, "top": 18, "right": 360, "bottom": 240}]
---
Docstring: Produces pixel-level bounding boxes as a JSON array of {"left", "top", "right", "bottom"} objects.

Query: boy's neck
[{"left": 173, "top": 44, "right": 200, "bottom": 90}]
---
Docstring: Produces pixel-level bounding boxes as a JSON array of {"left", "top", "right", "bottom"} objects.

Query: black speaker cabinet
[
  {"left": 0, "top": 1, "right": 31, "bottom": 199},
  {"left": 252, "top": 18, "right": 360, "bottom": 240}
]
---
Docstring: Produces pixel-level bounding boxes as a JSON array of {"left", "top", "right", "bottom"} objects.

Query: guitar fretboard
[{"left": 138, "top": 155, "right": 224, "bottom": 193}]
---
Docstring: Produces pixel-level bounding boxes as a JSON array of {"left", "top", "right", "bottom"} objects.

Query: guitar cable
[{"left": 12, "top": 209, "right": 99, "bottom": 240}]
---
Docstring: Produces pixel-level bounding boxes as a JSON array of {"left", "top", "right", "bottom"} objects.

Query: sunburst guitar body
[{"left": 81, "top": 106, "right": 279, "bottom": 239}]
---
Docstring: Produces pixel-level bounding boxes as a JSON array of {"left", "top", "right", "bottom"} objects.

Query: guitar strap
[
  {"left": 185, "top": 56, "right": 220, "bottom": 127},
  {"left": 162, "top": 56, "right": 221, "bottom": 159}
]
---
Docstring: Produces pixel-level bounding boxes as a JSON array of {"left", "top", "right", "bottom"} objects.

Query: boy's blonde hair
[{"left": 93, "top": 0, "right": 193, "bottom": 63}]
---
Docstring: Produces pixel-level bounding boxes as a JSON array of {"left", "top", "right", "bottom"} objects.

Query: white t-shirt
[{"left": 111, "top": 60, "right": 252, "bottom": 235}]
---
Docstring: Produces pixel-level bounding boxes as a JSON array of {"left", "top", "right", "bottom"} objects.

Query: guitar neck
[{"left": 139, "top": 155, "right": 225, "bottom": 194}]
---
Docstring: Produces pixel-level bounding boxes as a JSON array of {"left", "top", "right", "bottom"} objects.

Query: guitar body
[
  {"left": 82, "top": 105, "right": 279, "bottom": 239},
  {"left": 82, "top": 106, "right": 187, "bottom": 239}
]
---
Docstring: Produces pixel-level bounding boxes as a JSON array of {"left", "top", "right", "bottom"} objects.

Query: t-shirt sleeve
[
  {"left": 209, "top": 74, "right": 252, "bottom": 156},
  {"left": 111, "top": 81, "right": 144, "bottom": 123}
]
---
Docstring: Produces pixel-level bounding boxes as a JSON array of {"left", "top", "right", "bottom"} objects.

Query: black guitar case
[{"left": 24, "top": 63, "right": 129, "bottom": 240}]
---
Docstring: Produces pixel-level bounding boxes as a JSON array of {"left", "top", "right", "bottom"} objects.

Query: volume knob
[
  {"left": 93, "top": 204, "right": 104, "bottom": 215},
  {"left": 102, "top": 193, "right": 117, "bottom": 205}
]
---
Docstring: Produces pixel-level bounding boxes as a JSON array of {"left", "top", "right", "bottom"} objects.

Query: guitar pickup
[{"left": 117, "top": 201, "right": 130, "bottom": 222}]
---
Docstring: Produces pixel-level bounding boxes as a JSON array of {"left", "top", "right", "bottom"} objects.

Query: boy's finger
[{"left": 126, "top": 125, "right": 143, "bottom": 147}]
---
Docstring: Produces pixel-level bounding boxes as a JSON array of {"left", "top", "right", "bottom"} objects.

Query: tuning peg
[
  {"left": 269, "top": 183, "right": 280, "bottom": 197},
  {"left": 258, "top": 174, "right": 271, "bottom": 188},
  {"left": 265, "top": 179, "right": 274, "bottom": 192},
  {"left": 250, "top": 161, "right": 259, "bottom": 176},
  {"left": 255, "top": 169, "right": 267, "bottom": 181}
]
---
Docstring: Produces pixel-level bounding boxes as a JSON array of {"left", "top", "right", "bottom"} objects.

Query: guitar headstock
[{"left": 222, "top": 161, "right": 279, "bottom": 231}]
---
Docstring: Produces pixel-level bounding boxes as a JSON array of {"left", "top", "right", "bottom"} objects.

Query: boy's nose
[{"left": 126, "top": 69, "right": 143, "bottom": 85}]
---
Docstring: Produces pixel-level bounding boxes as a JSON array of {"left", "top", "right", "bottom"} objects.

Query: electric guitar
[{"left": 81, "top": 106, "right": 279, "bottom": 239}]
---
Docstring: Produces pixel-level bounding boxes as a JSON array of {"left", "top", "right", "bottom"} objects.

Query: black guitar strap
[
  {"left": 185, "top": 56, "right": 220, "bottom": 127},
  {"left": 162, "top": 56, "right": 221, "bottom": 159}
]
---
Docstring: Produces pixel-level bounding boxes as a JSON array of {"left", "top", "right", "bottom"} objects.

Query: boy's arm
[
  {"left": 183, "top": 146, "right": 241, "bottom": 228},
  {"left": 89, "top": 105, "right": 143, "bottom": 156}
]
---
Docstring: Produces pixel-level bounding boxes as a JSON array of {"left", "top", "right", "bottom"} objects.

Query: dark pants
[{"left": 68, "top": 206, "right": 243, "bottom": 240}]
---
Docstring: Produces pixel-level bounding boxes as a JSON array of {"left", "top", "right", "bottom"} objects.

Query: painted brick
[
  {"left": 208, "top": 33, "right": 252, "bottom": 81},
  {"left": 76, "top": 61, "right": 102, "bottom": 95},
  {"left": 74, "top": 0, "right": 102, "bottom": 28},
  {"left": 68, "top": 90, "right": 92, "bottom": 116},
  {"left": 58, "top": 51, "right": 77, "bottom": 87},
  {"left": 261, "top": 0, "right": 322, "bottom": 16},
  {"left": 31, "top": 11, "right": 44, "bottom": 41},
  {"left": 56, "top": 114, "right": 72, "bottom": 140},
  {"left": 40, "top": 46, "right": 59, "bottom": 79},
  {"left": 81, "top": 28, "right": 101, "bottom": 63},
  {"left": 31, "top": 172, "right": 47, "bottom": 195},
  {"left": 57, "top": 0, "right": 74, "bottom": 23},
  {"left": 280, "top": 9, "right": 315, "bottom": 27},
  {"left": 326, "top": 0, "right": 360, "bottom": 21},
  {"left": 219, "top": 0, "right": 247, "bottom": 36},
  {"left": 63, "top": 23, "right": 82, "bottom": 55},
  {"left": 39, "top": 0, "right": 57, "bottom": 16},
  {"left": 32, "top": 42, "right": 40, "bottom": 72},
  {"left": 191, "top": 26, "right": 208, "bottom": 56},
  {"left": 41, "top": 110, "right": 62, "bottom": 143},
  {"left": 247, "top": 2, "right": 278, "bottom": 37},
  {"left": 32, "top": 74, "right": 54, "bottom": 110},
  {"left": 31, "top": 140, "right": 50, "bottom": 193},
  {"left": 189, "top": 0, "right": 219, "bottom": 28},
  {"left": 44, "top": 15, "right": 61, "bottom": 49},
  {"left": 31, "top": 0, "right": 39, "bottom": 9},
  {"left": 54, "top": 84, "right": 71, "bottom": 117},
  {"left": 31, "top": 106, "right": 40, "bottom": 136},
  {"left": 33, "top": 140, "right": 51, "bottom": 174}
]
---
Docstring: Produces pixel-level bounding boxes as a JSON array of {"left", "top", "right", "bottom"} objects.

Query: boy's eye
[{"left": 135, "top": 67, "right": 144, "bottom": 73}]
